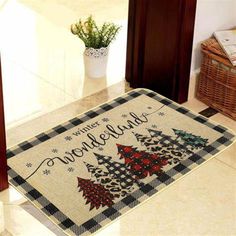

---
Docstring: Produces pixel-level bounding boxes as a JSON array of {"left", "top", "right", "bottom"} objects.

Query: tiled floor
[
  {"left": 0, "top": 1, "right": 236, "bottom": 236},
  {"left": 0, "top": 0, "right": 128, "bottom": 128},
  {"left": 1, "top": 81, "right": 236, "bottom": 236}
]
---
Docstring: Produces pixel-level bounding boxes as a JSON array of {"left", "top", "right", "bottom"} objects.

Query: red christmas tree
[
  {"left": 77, "top": 177, "right": 114, "bottom": 210},
  {"left": 84, "top": 162, "right": 132, "bottom": 199},
  {"left": 117, "top": 144, "right": 168, "bottom": 179}
]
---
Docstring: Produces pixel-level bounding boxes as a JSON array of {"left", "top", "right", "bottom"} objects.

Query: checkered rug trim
[{"left": 7, "top": 88, "right": 236, "bottom": 236}]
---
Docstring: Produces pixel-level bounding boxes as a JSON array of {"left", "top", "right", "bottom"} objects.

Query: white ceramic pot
[{"left": 83, "top": 47, "right": 109, "bottom": 79}]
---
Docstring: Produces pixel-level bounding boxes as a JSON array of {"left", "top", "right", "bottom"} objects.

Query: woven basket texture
[{"left": 197, "top": 37, "right": 236, "bottom": 120}]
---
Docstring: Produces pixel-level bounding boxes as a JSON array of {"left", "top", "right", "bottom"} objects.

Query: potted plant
[{"left": 71, "top": 16, "right": 121, "bottom": 79}]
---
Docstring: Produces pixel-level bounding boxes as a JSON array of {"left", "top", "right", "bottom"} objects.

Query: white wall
[{"left": 191, "top": 0, "right": 236, "bottom": 73}]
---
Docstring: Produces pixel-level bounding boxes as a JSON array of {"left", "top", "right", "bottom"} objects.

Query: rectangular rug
[{"left": 7, "top": 89, "right": 236, "bottom": 236}]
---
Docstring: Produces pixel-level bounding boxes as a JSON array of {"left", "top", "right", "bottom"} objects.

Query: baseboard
[{"left": 188, "top": 68, "right": 200, "bottom": 100}]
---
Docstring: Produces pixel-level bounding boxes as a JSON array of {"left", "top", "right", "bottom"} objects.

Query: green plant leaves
[{"left": 71, "top": 15, "right": 121, "bottom": 49}]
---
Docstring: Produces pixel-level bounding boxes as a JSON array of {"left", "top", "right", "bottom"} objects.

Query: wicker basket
[{"left": 196, "top": 37, "right": 236, "bottom": 120}]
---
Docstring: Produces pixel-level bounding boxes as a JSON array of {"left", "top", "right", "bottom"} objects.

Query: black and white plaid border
[{"left": 7, "top": 88, "right": 236, "bottom": 236}]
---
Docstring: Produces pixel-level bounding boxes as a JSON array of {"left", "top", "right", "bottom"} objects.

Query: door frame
[{"left": 0, "top": 56, "right": 8, "bottom": 191}]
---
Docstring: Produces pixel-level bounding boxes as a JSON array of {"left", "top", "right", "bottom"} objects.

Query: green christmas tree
[{"left": 172, "top": 129, "right": 208, "bottom": 149}]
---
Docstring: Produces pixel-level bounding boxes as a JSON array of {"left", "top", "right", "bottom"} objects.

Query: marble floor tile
[
  {"left": 0, "top": 187, "right": 27, "bottom": 206},
  {"left": 0, "top": 0, "right": 128, "bottom": 128},
  {"left": 2, "top": 58, "right": 75, "bottom": 130},
  {"left": 97, "top": 158, "right": 236, "bottom": 236},
  {"left": 6, "top": 80, "right": 130, "bottom": 148},
  {"left": 182, "top": 98, "right": 208, "bottom": 113},
  {"left": 210, "top": 113, "right": 236, "bottom": 133},
  {"left": 215, "top": 142, "right": 236, "bottom": 170},
  {"left": 1, "top": 205, "right": 56, "bottom": 236}
]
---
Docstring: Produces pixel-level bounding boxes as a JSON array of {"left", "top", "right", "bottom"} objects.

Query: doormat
[{"left": 7, "top": 89, "right": 235, "bottom": 236}]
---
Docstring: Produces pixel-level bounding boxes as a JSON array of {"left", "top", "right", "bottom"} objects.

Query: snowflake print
[
  {"left": 102, "top": 118, "right": 109, "bottom": 122},
  {"left": 65, "top": 136, "right": 72, "bottom": 141},
  {"left": 52, "top": 149, "right": 58, "bottom": 153},
  {"left": 158, "top": 112, "right": 165, "bottom": 116},
  {"left": 68, "top": 167, "right": 74, "bottom": 172},
  {"left": 121, "top": 114, "right": 127, "bottom": 118},
  {"left": 151, "top": 124, "right": 157, "bottom": 129},
  {"left": 98, "top": 147, "right": 104, "bottom": 151},
  {"left": 26, "top": 163, "right": 32, "bottom": 168},
  {"left": 43, "top": 169, "right": 51, "bottom": 175}
]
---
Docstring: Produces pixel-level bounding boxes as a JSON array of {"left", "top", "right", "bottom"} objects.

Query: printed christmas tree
[
  {"left": 77, "top": 177, "right": 114, "bottom": 210},
  {"left": 172, "top": 129, "right": 208, "bottom": 149},
  {"left": 135, "top": 128, "right": 208, "bottom": 164},
  {"left": 133, "top": 132, "right": 161, "bottom": 152},
  {"left": 133, "top": 130, "right": 181, "bottom": 164},
  {"left": 93, "top": 153, "right": 143, "bottom": 188},
  {"left": 147, "top": 129, "right": 172, "bottom": 147},
  {"left": 84, "top": 162, "right": 132, "bottom": 199},
  {"left": 146, "top": 129, "right": 195, "bottom": 164},
  {"left": 117, "top": 144, "right": 168, "bottom": 179},
  {"left": 84, "top": 162, "right": 110, "bottom": 183}
]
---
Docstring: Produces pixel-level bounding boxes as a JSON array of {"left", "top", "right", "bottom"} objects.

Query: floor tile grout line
[
  {"left": 214, "top": 158, "right": 236, "bottom": 172},
  {"left": 1, "top": 203, "right": 27, "bottom": 206},
  {"left": 3, "top": 55, "right": 76, "bottom": 99},
  {"left": 3, "top": 55, "right": 125, "bottom": 101}
]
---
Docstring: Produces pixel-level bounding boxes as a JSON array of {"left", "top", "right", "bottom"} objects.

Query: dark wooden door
[
  {"left": 0, "top": 56, "right": 8, "bottom": 191},
  {"left": 126, "top": 0, "right": 197, "bottom": 103}
]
